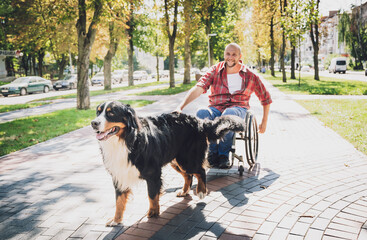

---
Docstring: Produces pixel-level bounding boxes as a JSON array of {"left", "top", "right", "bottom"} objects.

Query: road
[{"left": 0, "top": 78, "right": 160, "bottom": 106}]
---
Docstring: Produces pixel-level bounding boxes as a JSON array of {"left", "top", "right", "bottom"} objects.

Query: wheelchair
[{"left": 229, "top": 111, "right": 259, "bottom": 176}]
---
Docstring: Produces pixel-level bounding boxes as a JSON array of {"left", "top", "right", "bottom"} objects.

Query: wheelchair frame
[{"left": 229, "top": 111, "right": 259, "bottom": 175}]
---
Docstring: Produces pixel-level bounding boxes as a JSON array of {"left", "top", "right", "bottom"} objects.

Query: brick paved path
[{"left": 1, "top": 77, "right": 367, "bottom": 240}]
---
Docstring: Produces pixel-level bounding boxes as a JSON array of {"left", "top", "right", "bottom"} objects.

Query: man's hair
[{"left": 225, "top": 43, "right": 242, "bottom": 55}]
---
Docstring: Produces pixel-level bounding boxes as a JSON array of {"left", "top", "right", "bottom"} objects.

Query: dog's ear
[{"left": 125, "top": 105, "right": 140, "bottom": 131}]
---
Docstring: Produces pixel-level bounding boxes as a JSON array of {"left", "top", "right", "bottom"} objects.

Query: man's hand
[
  {"left": 172, "top": 107, "right": 182, "bottom": 114},
  {"left": 258, "top": 104, "right": 270, "bottom": 134},
  {"left": 258, "top": 121, "right": 267, "bottom": 134}
]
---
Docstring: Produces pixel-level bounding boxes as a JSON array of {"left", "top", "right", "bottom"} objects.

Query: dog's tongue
[{"left": 96, "top": 131, "right": 109, "bottom": 140}]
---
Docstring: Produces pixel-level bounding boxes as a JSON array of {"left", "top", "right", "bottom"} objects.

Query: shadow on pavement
[{"left": 0, "top": 170, "right": 97, "bottom": 239}]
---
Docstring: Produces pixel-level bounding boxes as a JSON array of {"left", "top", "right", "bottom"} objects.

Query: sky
[{"left": 319, "top": 0, "right": 367, "bottom": 16}]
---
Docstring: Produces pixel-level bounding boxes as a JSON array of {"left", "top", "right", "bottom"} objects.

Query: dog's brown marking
[
  {"left": 102, "top": 122, "right": 126, "bottom": 137},
  {"left": 171, "top": 161, "right": 193, "bottom": 197},
  {"left": 148, "top": 194, "right": 160, "bottom": 218},
  {"left": 106, "top": 107, "right": 111, "bottom": 112},
  {"left": 113, "top": 189, "right": 131, "bottom": 223},
  {"left": 98, "top": 106, "right": 102, "bottom": 112}
]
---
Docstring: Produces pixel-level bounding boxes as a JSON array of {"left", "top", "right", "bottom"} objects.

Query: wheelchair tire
[{"left": 244, "top": 112, "right": 259, "bottom": 167}]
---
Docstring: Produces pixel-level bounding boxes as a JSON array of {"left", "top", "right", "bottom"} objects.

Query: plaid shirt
[{"left": 197, "top": 61, "right": 272, "bottom": 112}]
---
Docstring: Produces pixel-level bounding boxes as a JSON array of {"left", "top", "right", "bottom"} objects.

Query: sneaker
[
  {"left": 217, "top": 155, "right": 231, "bottom": 169},
  {"left": 207, "top": 152, "right": 219, "bottom": 168}
]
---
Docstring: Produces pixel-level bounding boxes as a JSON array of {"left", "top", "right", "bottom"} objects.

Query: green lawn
[
  {"left": 0, "top": 100, "right": 153, "bottom": 156},
  {"left": 135, "top": 81, "right": 197, "bottom": 96},
  {"left": 0, "top": 102, "right": 52, "bottom": 113},
  {"left": 297, "top": 99, "right": 367, "bottom": 155},
  {"left": 261, "top": 72, "right": 367, "bottom": 95}
]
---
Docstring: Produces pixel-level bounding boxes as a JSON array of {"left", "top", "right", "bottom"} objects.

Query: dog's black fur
[{"left": 91, "top": 101, "right": 245, "bottom": 226}]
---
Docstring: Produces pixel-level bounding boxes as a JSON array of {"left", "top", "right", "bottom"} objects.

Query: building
[
  {"left": 297, "top": 11, "right": 347, "bottom": 67},
  {"left": 319, "top": 11, "right": 346, "bottom": 63}
]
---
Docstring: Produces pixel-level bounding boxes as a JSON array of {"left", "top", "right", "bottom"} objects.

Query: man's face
[{"left": 224, "top": 46, "right": 241, "bottom": 68}]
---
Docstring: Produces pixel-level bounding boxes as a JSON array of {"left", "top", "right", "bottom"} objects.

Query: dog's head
[{"left": 91, "top": 101, "right": 140, "bottom": 141}]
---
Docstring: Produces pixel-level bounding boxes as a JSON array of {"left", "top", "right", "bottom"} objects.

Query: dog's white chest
[{"left": 99, "top": 137, "right": 141, "bottom": 191}]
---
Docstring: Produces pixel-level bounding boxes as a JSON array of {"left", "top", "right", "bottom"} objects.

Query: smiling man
[{"left": 175, "top": 43, "right": 272, "bottom": 168}]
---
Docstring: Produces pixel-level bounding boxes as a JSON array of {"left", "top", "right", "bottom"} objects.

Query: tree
[
  {"left": 133, "top": 1, "right": 167, "bottom": 82},
  {"left": 283, "top": 0, "right": 307, "bottom": 79},
  {"left": 183, "top": 0, "right": 193, "bottom": 84},
  {"left": 76, "top": 0, "right": 104, "bottom": 110},
  {"left": 307, "top": 0, "right": 320, "bottom": 80},
  {"left": 103, "top": 1, "right": 127, "bottom": 90},
  {"left": 164, "top": 0, "right": 178, "bottom": 88},
  {"left": 256, "top": 0, "right": 280, "bottom": 77},
  {"left": 279, "top": 0, "right": 287, "bottom": 82}
]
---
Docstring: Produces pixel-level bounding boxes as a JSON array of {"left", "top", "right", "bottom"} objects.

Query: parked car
[
  {"left": 329, "top": 57, "right": 347, "bottom": 74},
  {"left": 301, "top": 66, "right": 311, "bottom": 72},
  {"left": 133, "top": 71, "right": 148, "bottom": 81},
  {"left": 112, "top": 70, "right": 128, "bottom": 82},
  {"left": 91, "top": 72, "right": 104, "bottom": 86},
  {"left": 0, "top": 76, "right": 52, "bottom": 97},
  {"left": 161, "top": 70, "right": 170, "bottom": 78},
  {"left": 365, "top": 69, "right": 367, "bottom": 76},
  {"left": 53, "top": 74, "right": 77, "bottom": 91},
  {"left": 318, "top": 64, "right": 325, "bottom": 71}
]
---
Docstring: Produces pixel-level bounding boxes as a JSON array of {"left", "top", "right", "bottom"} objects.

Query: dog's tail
[{"left": 202, "top": 115, "right": 246, "bottom": 141}]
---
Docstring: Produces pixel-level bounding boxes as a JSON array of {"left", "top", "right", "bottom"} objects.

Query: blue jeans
[{"left": 196, "top": 106, "right": 248, "bottom": 157}]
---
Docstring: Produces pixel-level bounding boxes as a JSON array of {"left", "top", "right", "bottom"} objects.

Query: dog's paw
[
  {"left": 147, "top": 208, "right": 160, "bottom": 218},
  {"left": 176, "top": 190, "right": 189, "bottom": 197},
  {"left": 197, "top": 191, "right": 206, "bottom": 200},
  {"left": 105, "top": 218, "right": 121, "bottom": 227}
]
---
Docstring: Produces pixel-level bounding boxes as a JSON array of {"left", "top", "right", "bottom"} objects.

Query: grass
[
  {"left": 297, "top": 99, "right": 367, "bottom": 156},
  {"left": 261, "top": 72, "right": 367, "bottom": 95},
  {"left": 0, "top": 100, "right": 153, "bottom": 157},
  {"left": 136, "top": 81, "right": 197, "bottom": 95}
]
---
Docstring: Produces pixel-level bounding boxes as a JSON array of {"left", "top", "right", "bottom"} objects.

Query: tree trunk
[
  {"left": 280, "top": 0, "right": 287, "bottom": 82},
  {"left": 104, "top": 22, "right": 119, "bottom": 90},
  {"left": 291, "top": 44, "right": 296, "bottom": 79},
  {"left": 164, "top": 0, "right": 178, "bottom": 88},
  {"left": 58, "top": 54, "right": 67, "bottom": 79},
  {"left": 309, "top": 0, "right": 320, "bottom": 80},
  {"left": 156, "top": 53, "right": 160, "bottom": 82},
  {"left": 127, "top": 39, "right": 134, "bottom": 86},
  {"left": 37, "top": 50, "right": 45, "bottom": 77},
  {"left": 76, "top": 0, "right": 103, "bottom": 110},
  {"left": 168, "top": 38, "right": 175, "bottom": 88},
  {"left": 183, "top": 0, "right": 192, "bottom": 84},
  {"left": 270, "top": 16, "right": 275, "bottom": 77},
  {"left": 126, "top": 1, "right": 134, "bottom": 87},
  {"left": 184, "top": 36, "right": 191, "bottom": 84},
  {"left": 281, "top": 31, "right": 286, "bottom": 82},
  {"left": 104, "top": 53, "right": 112, "bottom": 90}
]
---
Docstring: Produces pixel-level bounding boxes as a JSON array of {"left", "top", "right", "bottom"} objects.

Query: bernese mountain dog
[{"left": 91, "top": 101, "right": 245, "bottom": 226}]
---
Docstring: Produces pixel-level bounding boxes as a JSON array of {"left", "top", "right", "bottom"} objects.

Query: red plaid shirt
[{"left": 196, "top": 61, "right": 272, "bottom": 112}]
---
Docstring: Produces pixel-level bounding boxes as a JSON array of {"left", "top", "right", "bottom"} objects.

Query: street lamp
[{"left": 208, "top": 33, "right": 217, "bottom": 67}]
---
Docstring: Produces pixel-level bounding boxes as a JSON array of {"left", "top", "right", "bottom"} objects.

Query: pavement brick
[{"left": 1, "top": 76, "right": 367, "bottom": 239}]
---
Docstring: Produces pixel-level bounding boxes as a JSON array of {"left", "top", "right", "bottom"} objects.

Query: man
[{"left": 175, "top": 43, "right": 272, "bottom": 168}]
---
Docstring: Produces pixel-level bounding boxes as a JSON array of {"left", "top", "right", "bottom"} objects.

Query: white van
[{"left": 328, "top": 57, "right": 347, "bottom": 74}]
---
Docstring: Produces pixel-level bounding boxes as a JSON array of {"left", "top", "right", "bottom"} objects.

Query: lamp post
[{"left": 208, "top": 33, "right": 217, "bottom": 67}]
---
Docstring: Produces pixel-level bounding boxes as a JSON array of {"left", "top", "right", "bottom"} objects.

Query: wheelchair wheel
[{"left": 244, "top": 112, "right": 259, "bottom": 167}]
